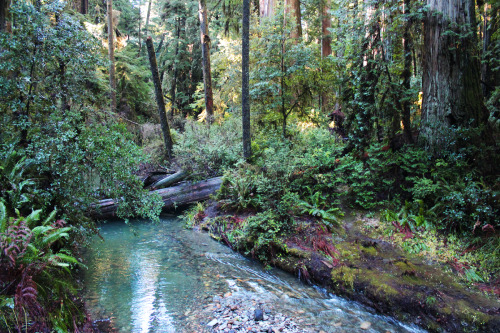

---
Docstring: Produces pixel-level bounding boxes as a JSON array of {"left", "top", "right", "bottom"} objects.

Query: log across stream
[{"left": 93, "top": 177, "right": 222, "bottom": 219}]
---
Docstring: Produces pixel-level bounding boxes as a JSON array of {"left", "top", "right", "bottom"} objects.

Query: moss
[
  {"left": 358, "top": 269, "right": 400, "bottom": 300},
  {"left": 331, "top": 266, "right": 357, "bottom": 290},
  {"left": 335, "top": 242, "right": 361, "bottom": 262},
  {"left": 287, "top": 247, "right": 312, "bottom": 259},
  {"left": 361, "top": 246, "right": 377, "bottom": 256}
]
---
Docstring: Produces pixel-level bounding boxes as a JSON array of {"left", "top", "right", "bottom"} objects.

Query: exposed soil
[{"left": 197, "top": 201, "right": 500, "bottom": 333}]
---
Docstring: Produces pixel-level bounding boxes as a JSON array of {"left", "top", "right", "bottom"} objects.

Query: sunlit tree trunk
[
  {"left": 198, "top": 0, "right": 214, "bottom": 123},
  {"left": 259, "top": 0, "right": 276, "bottom": 18},
  {"left": 107, "top": 0, "right": 116, "bottom": 112},
  {"left": 421, "top": 0, "right": 487, "bottom": 149},
  {"left": 242, "top": 0, "right": 251, "bottom": 160}
]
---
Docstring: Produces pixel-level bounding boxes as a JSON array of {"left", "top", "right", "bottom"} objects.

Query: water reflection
[{"left": 83, "top": 216, "right": 425, "bottom": 333}]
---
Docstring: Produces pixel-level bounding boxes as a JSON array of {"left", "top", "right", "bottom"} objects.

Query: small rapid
[{"left": 82, "top": 215, "right": 425, "bottom": 333}]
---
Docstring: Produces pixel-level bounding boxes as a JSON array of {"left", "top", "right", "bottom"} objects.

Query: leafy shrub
[
  {"left": 0, "top": 203, "right": 86, "bottom": 332},
  {"left": 174, "top": 116, "right": 244, "bottom": 178}
]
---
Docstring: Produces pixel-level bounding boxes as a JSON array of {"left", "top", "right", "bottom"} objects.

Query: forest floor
[{"left": 195, "top": 201, "right": 500, "bottom": 333}]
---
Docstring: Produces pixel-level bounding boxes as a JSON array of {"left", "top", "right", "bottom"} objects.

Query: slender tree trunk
[
  {"left": 107, "top": 0, "right": 117, "bottom": 113},
  {"left": 321, "top": 0, "right": 332, "bottom": 112},
  {"left": 481, "top": 4, "right": 498, "bottom": 99},
  {"left": 170, "top": 18, "right": 181, "bottom": 117},
  {"left": 146, "top": 37, "right": 173, "bottom": 160},
  {"left": 242, "top": 0, "right": 251, "bottom": 160},
  {"left": 80, "top": 0, "right": 88, "bottom": 15},
  {"left": 198, "top": 0, "right": 214, "bottom": 123},
  {"left": 138, "top": 7, "right": 142, "bottom": 54},
  {"left": 421, "top": 0, "right": 487, "bottom": 149},
  {"left": 401, "top": 0, "right": 413, "bottom": 143},
  {"left": 144, "top": 0, "right": 152, "bottom": 37}
]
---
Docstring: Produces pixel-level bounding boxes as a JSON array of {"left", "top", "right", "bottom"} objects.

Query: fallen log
[
  {"left": 146, "top": 170, "right": 187, "bottom": 189},
  {"left": 92, "top": 177, "right": 222, "bottom": 219}
]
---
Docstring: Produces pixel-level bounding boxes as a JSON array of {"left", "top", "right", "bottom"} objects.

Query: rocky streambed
[{"left": 83, "top": 215, "right": 423, "bottom": 333}]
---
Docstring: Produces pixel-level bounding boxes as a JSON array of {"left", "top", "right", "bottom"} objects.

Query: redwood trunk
[
  {"left": 198, "top": 0, "right": 214, "bottom": 123},
  {"left": 421, "top": 0, "right": 487, "bottom": 149},
  {"left": 401, "top": 0, "right": 413, "bottom": 143},
  {"left": 242, "top": 0, "right": 251, "bottom": 160},
  {"left": 107, "top": 0, "right": 117, "bottom": 112},
  {"left": 146, "top": 37, "right": 174, "bottom": 160}
]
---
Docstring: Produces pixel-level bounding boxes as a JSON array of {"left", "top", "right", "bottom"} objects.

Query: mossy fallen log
[{"left": 92, "top": 177, "right": 221, "bottom": 219}]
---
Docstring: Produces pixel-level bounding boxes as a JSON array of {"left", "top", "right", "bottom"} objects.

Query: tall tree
[
  {"left": 146, "top": 37, "right": 174, "bottom": 160},
  {"left": 421, "top": 0, "right": 488, "bottom": 149},
  {"left": 242, "top": 0, "right": 251, "bottom": 159},
  {"left": 80, "top": 0, "right": 88, "bottom": 14},
  {"left": 259, "top": 0, "right": 276, "bottom": 17},
  {"left": 107, "top": 0, "right": 117, "bottom": 112},
  {"left": 400, "top": 0, "right": 413, "bottom": 143},
  {"left": 144, "top": 0, "right": 153, "bottom": 37},
  {"left": 286, "top": 0, "right": 302, "bottom": 39},
  {"left": 198, "top": 0, "right": 214, "bottom": 123},
  {"left": 0, "top": 0, "right": 10, "bottom": 31}
]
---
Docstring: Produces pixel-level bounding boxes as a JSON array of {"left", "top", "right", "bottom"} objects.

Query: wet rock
[
  {"left": 207, "top": 319, "right": 218, "bottom": 327},
  {"left": 360, "top": 321, "right": 371, "bottom": 330},
  {"left": 254, "top": 309, "right": 264, "bottom": 321}
]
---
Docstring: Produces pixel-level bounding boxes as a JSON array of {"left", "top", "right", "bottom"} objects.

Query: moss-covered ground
[{"left": 189, "top": 202, "right": 500, "bottom": 333}]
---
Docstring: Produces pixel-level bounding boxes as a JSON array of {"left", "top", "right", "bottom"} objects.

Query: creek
[{"left": 82, "top": 215, "right": 426, "bottom": 333}]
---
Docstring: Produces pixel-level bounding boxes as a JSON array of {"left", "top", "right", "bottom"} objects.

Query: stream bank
[
  {"left": 194, "top": 201, "right": 500, "bottom": 333},
  {"left": 82, "top": 215, "right": 423, "bottom": 332}
]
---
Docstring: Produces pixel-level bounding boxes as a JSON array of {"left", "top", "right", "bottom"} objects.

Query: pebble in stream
[{"left": 203, "top": 291, "right": 304, "bottom": 333}]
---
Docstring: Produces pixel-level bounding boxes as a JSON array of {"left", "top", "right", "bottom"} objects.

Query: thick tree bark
[
  {"left": 421, "top": 0, "right": 488, "bottom": 149},
  {"left": 401, "top": 0, "right": 413, "bottom": 144},
  {"left": 198, "top": 0, "right": 214, "bottom": 123},
  {"left": 321, "top": 0, "right": 332, "bottom": 58},
  {"left": 286, "top": 0, "right": 302, "bottom": 39},
  {"left": 242, "top": 0, "right": 252, "bottom": 160},
  {"left": 146, "top": 37, "right": 174, "bottom": 160},
  {"left": 107, "top": 0, "right": 117, "bottom": 113},
  {"left": 93, "top": 177, "right": 222, "bottom": 219}
]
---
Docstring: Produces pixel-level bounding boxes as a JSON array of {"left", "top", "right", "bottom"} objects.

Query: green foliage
[
  {"left": 174, "top": 116, "right": 244, "bottom": 177},
  {"left": 0, "top": 203, "right": 86, "bottom": 332},
  {"left": 230, "top": 211, "right": 288, "bottom": 261},
  {"left": 0, "top": 1, "right": 162, "bottom": 223}
]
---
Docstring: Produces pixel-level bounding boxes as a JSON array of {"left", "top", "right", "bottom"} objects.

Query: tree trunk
[
  {"left": 107, "top": 0, "right": 117, "bottom": 113},
  {"left": 286, "top": 0, "right": 302, "bottom": 39},
  {"left": 259, "top": 0, "right": 275, "bottom": 18},
  {"left": 321, "top": 0, "right": 332, "bottom": 112},
  {"left": 146, "top": 37, "right": 174, "bottom": 160},
  {"left": 138, "top": 7, "right": 142, "bottom": 54},
  {"left": 170, "top": 18, "right": 181, "bottom": 117},
  {"left": 481, "top": 4, "right": 498, "bottom": 99},
  {"left": 242, "top": 0, "right": 252, "bottom": 160},
  {"left": 144, "top": 0, "right": 152, "bottom": 37},
  {"left": 93, "top": 177, "right": 222, "bottom": 219},
  {"left": 80, "top": 0, "right": 88, "bottom": 15},
  {"left": 0, "top": 0, "right": 9, "bottom": 32},
  {"left": 401, "top": 0, "right": 413, "bottom": 144},
  {"left": 421, "top": 0, "right": 487, "bottom": 149},
  {"left": 198, "top": 0, "right": 214, "bottom": 124}
]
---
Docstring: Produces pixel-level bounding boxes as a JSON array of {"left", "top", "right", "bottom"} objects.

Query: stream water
[{"left": 82, "top": 215, "right": 426, "bottom": 333}]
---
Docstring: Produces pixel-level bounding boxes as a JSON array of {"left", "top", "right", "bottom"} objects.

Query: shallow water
[{"left": 82, "top": 215, "right": 426, "bottom": 333}]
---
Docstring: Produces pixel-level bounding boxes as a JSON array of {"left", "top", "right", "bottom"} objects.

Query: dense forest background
[{"left": 0, "top": 0, "right": 499, "bottom": 331}]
